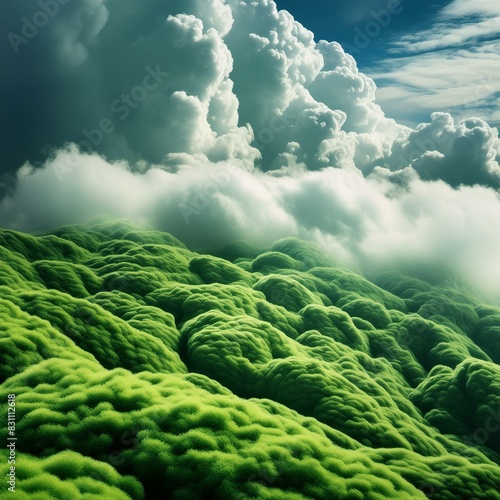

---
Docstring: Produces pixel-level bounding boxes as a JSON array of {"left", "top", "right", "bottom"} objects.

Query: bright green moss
[{"left": 0, "top": 220, "right": 499, "bottom": 499}]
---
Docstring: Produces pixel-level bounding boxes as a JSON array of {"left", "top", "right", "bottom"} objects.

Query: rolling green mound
[{"left": 1, "top": 220, "right": 499, "bottom": 499}]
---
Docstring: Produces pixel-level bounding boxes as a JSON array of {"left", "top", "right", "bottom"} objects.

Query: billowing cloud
[
  {"left": 1, "top": 0, "right": 500, "bottom": 300},
  {"left": 0, "top": 0, "right": 400, "bottom": 174},
  {"left": 2, "top": 145, "right": 500, "bottom": 300},
  {"left": 383, "top": 112, "right": 500, "bottom": 188}
]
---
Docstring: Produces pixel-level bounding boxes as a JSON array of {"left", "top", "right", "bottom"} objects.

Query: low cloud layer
[{"left": 1, "top": 0, "right": 500, "bottom": 299}]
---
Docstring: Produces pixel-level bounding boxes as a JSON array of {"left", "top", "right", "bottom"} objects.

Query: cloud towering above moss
[{"left": 1, "top": 0, "right": 500, "bottom": 299}]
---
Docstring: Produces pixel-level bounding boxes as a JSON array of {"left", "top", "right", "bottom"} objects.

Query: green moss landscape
[{"left": 1, "top": 220, "right": 499, "bottom": 499}]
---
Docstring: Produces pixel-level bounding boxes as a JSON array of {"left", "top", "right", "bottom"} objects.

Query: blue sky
[{"left": 275, "top": 0, "right": 500, "bottom": 128}]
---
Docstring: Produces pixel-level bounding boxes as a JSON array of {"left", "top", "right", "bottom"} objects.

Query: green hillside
[{"left": 1, "top": 220, "right": 499, "bottom": 499}]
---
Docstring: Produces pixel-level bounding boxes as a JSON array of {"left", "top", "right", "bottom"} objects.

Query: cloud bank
[{"left": 1, "top": 0, "right": 500, "bottom": 298}]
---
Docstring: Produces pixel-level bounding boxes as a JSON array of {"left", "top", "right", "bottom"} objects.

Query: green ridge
[{"left": 1, "top": 220, "right": 499, "bottom": 499}]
